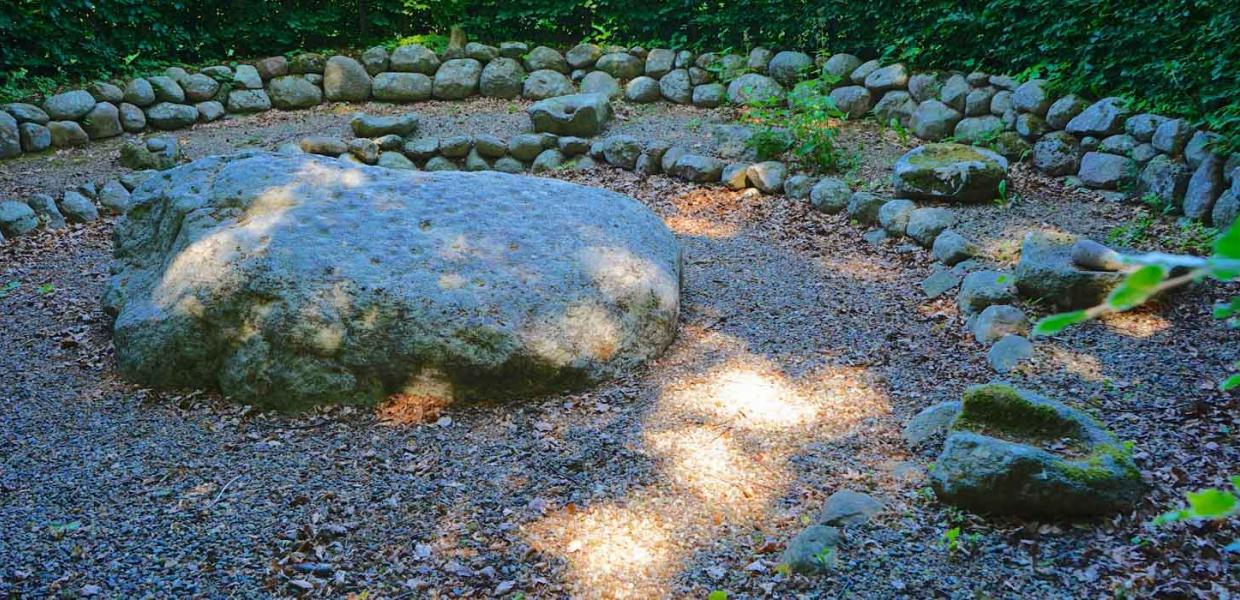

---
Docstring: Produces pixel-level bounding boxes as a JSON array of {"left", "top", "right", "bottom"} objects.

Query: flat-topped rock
[
  {"left": 1015, "top": 230, "right": 1128, "bottom": 310},
  {"left": 104, "top": 153, "right": 680, "bottom": 410},
  {"left": 527, "top": 93, "right": 613, "bottom": 137},
  {"left": 892, "top": 143, "right": 1008, "bottom": 203}
]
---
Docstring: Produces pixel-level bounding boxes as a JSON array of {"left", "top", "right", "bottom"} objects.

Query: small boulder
[
  {"left": 1077, "top": 152, "right": 1136, "bottom": 190},
  {"left": 746, "top": 161, "right": 787, "bottom": 194},
  {"left": 905, "top": 207, "right": 956, "bottom": 247},
  {"left": 58, "top": 190, "right": 99, "bottom": 223},
  {"left": 931, "top": 230, "right": 976, "bottom": 265},
  {"left": 780, "top": 525, "right": 841, "bottom": 575},
  {"left": 767, "top": 51, "right": 813, "bottom": 87},
  {"left": 892, "top": 143, "right": 1008, "bottom": 203},
  {"left": 809, "top": 177, "right": 851, "bottom": 213},
  {"left": 957, "top": 270, "right": 1017, "bottom": 315},
  {"left": 523, "top": 46, "right": 570, "bottom": 73},
  {"left": 0, "top": 200, "right": 39, "bottom": 237},
  {"left": 527, "top": 93, "right": 613, "bottom": 137},
  {"left": 433, "top": 59, "right": 482, "bottom": 100},
  {"left": 372, "top": 72, "right": 433, "bottom": 102},
  {"left": 1066, "top": 97, "right": 1129, "bottom": 137},
  {"left": 43, "top": 90, "right": 97, "bottom": 120},
  {"left": 909, "top": 100, "right": 961, "bottom": 141},
  {"left": 726, "top": 74, "right": 785, "bottom": 106},
  {"left": 270, "top": 75, "right": 325, "bottom": 109},
  {"left": 389, "top": 45, "right": 440, "bottom": 74},
  {"left": 1014, "top": 230, "right": 1127, "bottom": 310},
  {"left": 818, "top": 490, "right": 883, "bottom": 527},
  {"left": 971, "top": 304, "right": 1029, "bottom": 344},
  {"left": 988, "top": 335, "right": 1034, "bottom": 373},
  {"left": 523, "top": 69, "right": 575, "bottom": 100},
  {"left": 878, "top": 199, "right": 917, "bottom": 236},
  {"left": 625, "top": 77, "right": 661, "bottom": 103},
  {"left": 846, "top": 192, "right": 886, "bottom": 225}
]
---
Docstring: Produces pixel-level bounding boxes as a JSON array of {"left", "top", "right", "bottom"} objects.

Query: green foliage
[
  {"left": 707, "top": 591, "right": 728, "bottom": 600},
  {"left": 941, "top": 526, "right": 962, "bottom": 553},
  {"left": 1153, "top": 476, "right": 1240, "bottom": 552},
  {"left": 744, "top": 73, "right": 846, "bottom": 173}
]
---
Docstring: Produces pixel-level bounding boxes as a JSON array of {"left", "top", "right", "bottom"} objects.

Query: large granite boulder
[
  {"left": 527, "top": 93, "right": 612, "bottom": 137},
  {"left": 104, "top": 153, "right": 681, "bottom": 410},
  {"left": 892, "top": 143, "right": 1008, "bottom": 203},
  {"left": 433, "top": 59, "right": 483, "bottom": 100},
  {"left": 930, "top": 383, "right": 1143, "bottom": 517},
  {"left": 269, "top": 75, "right": 324, "bottom": 109},
  {"left": 323, "top": 56, "right": 372, "bottom": 102},
  {"left": 1014, "top": 230, "right": 1127, "bottom": 310}
]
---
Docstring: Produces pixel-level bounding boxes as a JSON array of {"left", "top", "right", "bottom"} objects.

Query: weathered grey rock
[
  {"left": 624, "top": 77, "right": 661, "bottom": 103},
  {"left": 1077, "top": 152, "right": 1136, "bottom": 190},
  {"left": 902, "top": 401, "right": 961, "bottom": 447},
  {"left": 0, "top": 200, "right": 39, "bottom": 237},
  {"left": 438, "top": 135, "right": 472, "bottom": 158},
  {"left": 201, "top": 65, "right": 234, "bottom": 80},
  {"left": 4, "top": 103, "right": 50, "bottom": 124},
  {"left": 429, "top": 59, "right": 481, "bottom": 100},
  {"left": 58, "top": 190, "right": 98, "bottom": 223},
  {"left": 594, "top": 53, "right": 643, "bottom": 80},
  {"left": 105, "top": 153, "right": 681, "bottom": 409},
  {"left": 931, "top": 230, "right": 976, "bottom": 265},
  {"left": 507, "top": 134, "right": 545, "bottom": 161},
  {"left": 864, "top": 63, "right": 908, "bottom": 94},
  {"left": 991, "top": 131, "right": 1032, "bottom": 162},
  {"left": 527, "top": 93, "right": 612, "bottom": 137},
  {"left": 1152, "top": 118, "right": 1192, "bottom": 156},
  {"left": 476, "top": 58, "right": 526, "bottom": 100},
  {"left": 601, "top": 135, "right": 643, "bottom": 170},
  {"left": 398, "top": 137, "right": 436, "bottom": 161},
  {"left": 87, "top": 81, "right": 124, "bottom": 104},
  {"left": 921, "top": 268, "right": 963, "bottom": 299},
  {"left": 523, "top": 69, "right": 575, "bottom": 100},
  {"left": 726, "top": 73, "right": 785, "bottom": 106},
  {"left": 117, "top": 103, "right": 145, "bottom": 132},
  {"left": 524, "top": 46, "right": 569, "bottom": 74},
  {"left": 578, "top": 71, "right": 620, "bottom": 100},
  {"left": 492, "top": 156, "right": 525, "bottom": 174},
  {"left": 1043, "top": 94, "right": 1088, "bottom": 130},
  {"left": 1185, "top": 130, "right": 1222, "bottom": 170},
  {"left": 350, "top": 113, "right": 419, "bottom": 138},
  {"left": 957, "top": 270, "right": 1017, "bottom": 314},
  {"left": 850, "top": 59, "right": 880, "bottom": 86},
  {"left": 48, "top": 120, "right": 90, "bottom": 147},
  {"left": 818, "top": 490, "right": 883, "bottom": 527},
  {"left": 146, "top": 76, "right": 185, "bottom": 104},
  {"left": 124, "top": 79, "right": 157, "bottom": 107},
  {"left": 120, "top": 137, "right": 181, "bottom": 170},
  {"left": 766, "top": 51, "right": 813, "bottom": 87},
  {"left": 846, "top": 192, "right": 886, "bottom": 225},
  {"left": 954, "top": 116, "right": 1004, "bottom": 145},
  {"left": 988, "top": 90, "right": 1013, "bottom": 116},
  {"left": 464, "top": 42, "right": 497, "bottom": 63},
  {"left": 747, "top": 47, "right": 773, "bottom": 73},
  {"left": 878, "top": 199, "right": 916, "bottom": 236},
  {"left": 194, "top": 101, "right": 224, "bottom": 122},
  {"left": 691, "top": 83, "right": 726, "bottom": 108},
  {"left": 323, "top": 56, "right": 372, "bottom": 102},
  {"left": 1015, "top": 230, "right": 1127, "bottom": 310},
  {"left": 77, "top": 102, "right": 121, "bottom": 139},
  {"left": 780, "top": 525, "right": 841, "bottom": 576},
  {"left": 907, "top": 72, "right": 943, "bottom": 103},
  {"left": 268, "top": 75, "right": 323, "bottom": 109},
  {"left": 367, "top": 72, "right": 431, "bottom": 102},
  {"left": 930, "top": 383, "right": 1142, "bottom": 516},
  {"left": 909, "top": 100, "right": 962, "bottom": 141},
  {"left": 390, "top": 45, "right": 440, "bottom": 74},
  {"left": 987, "top": 334, "right": 1034, "bottom": 373},
  {"left": 43, "top": 90, "right": 97, "bottom": 120},
  {"left": 97, "top": 180, "right": 131, "bottom": 215},
  {"left": 1032, "top": 131, "right": 1081, "bottom": 176},
  {"left": 809, "top": 177, "right": 851, "bottom": 213},
  {"left": 226, "top": 89, "right": 271, "bottom": 113},
  {"left": 530, "top": 148, "right": 565, "bottom": 173},
  {"left": 746, "top": 161, "right": 786, "bottom": 194},
  {"left": 25, "top": 193, "right": 65, "bottom": 228},
  {"left": 375, "top": 150, "right": 415, "bottom": 170},
  {"left": 829, "top": 86, "right": 872, "bottom": 119},
  {"left": 1124, "top": 113, "right": 1166, "bottom": 142},
  {"left": 567, "top": 44, "right": 603, "bottom": 70},
  {"left": 254, "top": 56, "right": 288, "bottom": 80},
  {"left": 228, "top": 65, "right": 262, "bottom": 90},
  {"left": 963, "top": 88, "right": 993, "bottom": 117},
  {"left": 18, "top": 122, "right": 50, "bottom": 153},
  {"left": 671, "top": 154, "right": 723, "bottom": 183},
  {"left": 1213, "top": 187, "right": 1240, "bottom": 229},
  {"left": 823, "top": 54, "right": 861, "bottom": 80},
  {"left": 905, "top": 207, "right": 956, "bottom": 247},
  {"left": 1011, "top": 79, "right": 1051, "bottom": 116},
  {"left": 938, "top": 74, "right": 969, "bottom": 112},
  {"left": 1098, "top": 134, "right": 1137, "bottom": 156},
  {"left": 423, "top": 155, "right": 457, "bottom": 171},
  {"left": 499, "top": 42, "right": 528, "bottom": 59},
  {"left": 656, "top": 69, "right": 692, "bottom": 104},
  {"left": 972, "top": 304, "right": 1028, "bottom": 344},
  {"left": 120, "top": 171, "right": 158, "bottom": 192},
  {"left": 556, "top": 136, "right": 589, "bottom": 157},
  {"left": 1014, "top": 113, "right": 1048, "bottom": 140},
  {"left": 873, "top": 90, "right": 917, "bottom": 127},
  {"left": 643, "top": 48, "right": 675, "bottom": 79},
  {"left": 1066, "top": 97, "right": 1129, "bottom": 137},
  {"left": 893, "top": 143, "right": 1008, "bottom": 203},
  {"left": 1183, "top": 155, "right": 1225, "bottom": 221},
  {"left": 722, "top": 163, "right": 750, "bottom": 190},
  {"left": 177, "top": 73, "right": 219, "bottom": 103},
  {"left": 358, "top": 46, "right": 388, "bottom": 76},
  {"left": 1131, "top": 143, "right": 1158, "bottom": 164},
  {"left": 299, "top": 136, "right": 348, "bottom": 156},
  {"left": 1071, "top": 239, "right": 1125, "bottom": 271}
]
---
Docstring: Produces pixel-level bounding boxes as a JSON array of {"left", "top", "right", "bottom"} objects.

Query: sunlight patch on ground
[
  {"left": 664, "top": 366, "right": 819, "bottom": 430},
  {"left": 664, "top": 214, "right": 740, "bottom": 239},
  {"left": 526, "top": 504, "right": 675, "bottom": 599},
  {"left": 1099, "top": 310, "right": 1172, "bottom": 339},
  {"left": 1043, "top": 346, "right": 1106, "bottom": 381}
]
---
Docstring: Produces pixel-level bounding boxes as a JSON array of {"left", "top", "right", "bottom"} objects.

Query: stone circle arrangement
[{"left": 1, "top": 38, "right": 1233, "bottom": 525}]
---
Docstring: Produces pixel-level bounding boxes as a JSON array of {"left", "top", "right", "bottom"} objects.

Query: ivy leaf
[
  {"left": 1221, "top": 374, "right": 1240, "bottom": 392},
  {"left": 1185, "top": 488, "right": 1238, "bottom": 519},
  {"left": 1106, "top": 264, "right": 1167, "bottom": 310},
  {"left": 1032, "top": 310, "right": 1089, "bottom": 336}
]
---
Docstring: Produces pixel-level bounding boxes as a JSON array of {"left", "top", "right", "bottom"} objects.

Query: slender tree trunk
[{"left": 358, "top": 0, "right": 368, "bottom": 39}]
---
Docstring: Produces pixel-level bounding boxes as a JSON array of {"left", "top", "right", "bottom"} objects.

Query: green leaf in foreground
[
  {"left": 1106, "top": 264, "right": 1167, "bottom": 310},
  {"left": 1032, "top": 310, "right": 1089, "bottom": 336},
  {"left": 1221, "top": 374, "right": 1240, "bottom": 391},
  {"left": 1185, "top": 488, "right": 1238, "bottom": 519},
  {"left": 708, "top": 591, "right": 728, "bottom": 600},
  {"left": 0, "top": 280, "right": 19, "bottom": 298}
]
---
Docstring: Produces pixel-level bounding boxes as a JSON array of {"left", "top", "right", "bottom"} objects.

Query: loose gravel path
[{"left": 1, "top": 103, "right": 1236, "bottom": 598}]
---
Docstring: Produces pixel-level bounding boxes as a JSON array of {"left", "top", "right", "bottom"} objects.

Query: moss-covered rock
[
  {"left": 930, "top": 383, "right": 1144, "bottom": 517},
  {"left": 892, "top": 143, "right": 1008, "bottom": 203}
]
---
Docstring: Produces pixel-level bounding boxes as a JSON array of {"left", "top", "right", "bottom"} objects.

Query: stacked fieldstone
[{"left": 3, "top": 40, "right": 1236, "bottom": 230}]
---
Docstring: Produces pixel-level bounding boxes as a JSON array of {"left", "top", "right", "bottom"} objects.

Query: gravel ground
[{"left": 0, "top": 109, "right": 1237, "bottom": 599}]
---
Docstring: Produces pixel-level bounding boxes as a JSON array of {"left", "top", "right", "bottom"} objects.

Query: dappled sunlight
[
  {"left": 645, "top": 426, "right": 774, "bottom": 512},
  {"left": 522, "top": 300, "right": 624, "bottom": 365},
  {"left": 577, "top": 244, "right": 680, "bottom": 311},
  {"left": 664, "top": 213, "right": 740, "bottom": 239},
  {"left": 663, "top": 365, "right": 818, "bottom": 430},
  {"left": 1099, "top": 310, "right": 1173, "bottom": 339},
  {"left": 1043, "top": 346, "right": 1106, "bottom": 382},
  {"left": 816, "top": 256, "right": 904, "bottom": 283},
  {"left": 526, "top": 504, "right": 676, "bottom": 599}
]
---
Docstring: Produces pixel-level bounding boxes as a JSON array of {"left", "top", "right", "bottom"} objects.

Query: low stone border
[{"left": 4, "top": 40, "right": 1238, "bottom": 226}]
